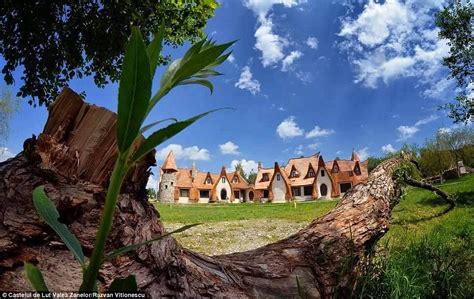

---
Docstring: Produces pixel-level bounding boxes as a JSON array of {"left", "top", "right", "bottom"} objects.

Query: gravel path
[{"left": 164, "top": 220, "right": 308, "bottom": 256}]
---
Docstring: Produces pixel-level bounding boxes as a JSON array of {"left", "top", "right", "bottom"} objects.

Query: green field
[{"left": 155, "top": 174, "right": 474, "bottom": 297}]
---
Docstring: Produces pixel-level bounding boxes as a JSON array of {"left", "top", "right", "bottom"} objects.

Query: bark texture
[{"left": 0, "top": 88, "right": 405, "bottom": 298}]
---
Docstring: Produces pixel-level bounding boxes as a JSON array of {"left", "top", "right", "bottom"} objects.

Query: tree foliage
[
  {"left": 0, "top": 0, "right": 219, "bottom": 106},
  {"left": 436, "top": 0, "right": 474, "bottom": 123}
]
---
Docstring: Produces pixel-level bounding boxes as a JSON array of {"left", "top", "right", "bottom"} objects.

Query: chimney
[
  {"left": 191, "top": 162, "right": 197, "bottom": 181},
  {"left": 258, "top": 162, "right": 262, "bottom": 170}
]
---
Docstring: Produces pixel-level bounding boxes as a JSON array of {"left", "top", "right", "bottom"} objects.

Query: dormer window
[
  {"left": 262, "top": 173, "right": 270, "bottom": 182},
  {"left": 233, "top": 176, "right": 239, "bottom": 183},
  {"left": 307, "top": 168, "right": 315, "bottom": 178},
  {"left": 354, "top": 165, "right": 361, "bottom": 175},
  {"left": 289, "top": 168, "right": 299, "bottom": 178},
  {"left": 221, "top": 177, "right": 226, "bottom": 183},
  {"left": 332, "top": 164, "right": 339, "bottom": 173},
  {"left": 276, "top": 174, "right": 281, "bottom": 181},
  {"left": 206, "top": 177, "right": 212, "bottom": 184}
]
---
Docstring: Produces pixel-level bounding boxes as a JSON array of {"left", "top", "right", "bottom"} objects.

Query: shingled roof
[
  {"left": 161, "top": 151, "right": 178, "bottom": 172},
  {"left": 284, "top": 153, "right": 320, "bottom": 186}
]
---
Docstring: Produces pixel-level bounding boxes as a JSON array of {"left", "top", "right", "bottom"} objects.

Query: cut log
[{"left": 0, "top": 88, "right": 404, "bottom": 298}]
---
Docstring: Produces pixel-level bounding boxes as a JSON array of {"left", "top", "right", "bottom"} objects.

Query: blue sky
[{"left": 0, "top": 0, "right": 465, "bottom": 188}]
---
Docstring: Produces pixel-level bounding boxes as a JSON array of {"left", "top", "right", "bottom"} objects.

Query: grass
[
  {"left": 155, "top": 199, "right": 338, "bottom": 223},
  {"left": 155, "top": 174, "right": 474, "bottom": 298}
]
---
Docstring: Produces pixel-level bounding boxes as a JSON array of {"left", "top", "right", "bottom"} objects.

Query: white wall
[
  {"left": 178, "top": 197, "right": 189, "bottom": 204},
  {"left": 216, "top": 176, "right": 232, "bottom": 201},
  {"left": 316, "top": 169, "right": 332, "bottom": 199},
  {"left": 271, "top": 173, "right": 287, "bottom": 202}
]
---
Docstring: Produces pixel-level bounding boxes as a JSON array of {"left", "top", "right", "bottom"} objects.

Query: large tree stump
[{"left": 0, "top": 88, "right": 404, "bottom": 298}]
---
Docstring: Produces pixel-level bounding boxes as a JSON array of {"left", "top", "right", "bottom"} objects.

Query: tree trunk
[{"left": 0, "top": 88, "right": 405, "bottom": 298}]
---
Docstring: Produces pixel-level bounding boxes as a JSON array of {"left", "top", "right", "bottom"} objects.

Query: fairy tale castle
[{"left": 157, "top": 150, "right": 368, "bottom": 204}]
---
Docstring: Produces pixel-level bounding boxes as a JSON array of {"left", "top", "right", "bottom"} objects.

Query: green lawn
[{"left": 155, "top": 199, "right": 338, "bottom": 223}]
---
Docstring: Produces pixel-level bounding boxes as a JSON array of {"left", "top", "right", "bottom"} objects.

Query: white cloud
[
  {"left": 305, "top": 126, "right": 335, "bottom": 138},
  {"left": 381, "top": 144, "right": 397, "bottom": 154},
  {"left": 0, "top": 147, "right": 14, "bottom": 162},
  {"left": 156, "top": 144, "right": 210, "bottom": 161},
  {"left": 219, "top": 141, "right": 240, "bottom": 155},
  {"left": 397, "top": 114, "right": 439, "bottom": 141},
  {"left": 356, "top": 147, "right": 370, "bottom": 161},
  {"left": 228, "top": 53, "right": 236, "bottom": 64},
  {"left": 244, "top": 0, "right": 305, "bottom": 68},
  {"left": 338, "top": 0, "right": 452, "bottom": 99},
  {"left": 306, "top": 37, "right": 318, "bottom": 49},
  {"left": 231, "top": 159, "right": 259, "bottom": 175},
  {"left": 281, "top": 50, "right": 303, "bottom": 71},
  {"left": 295, "top": 71, "right": 313, "bottom": 84},
  {"left": 235, "top": 66, "right": 261, "bottom": 95},
  {"left": 397, "top": 125, "right": 420, "bottom": 141},
  {"left": 276, "top": 116, "right": 304, "bottom": 139},
  {"left": 294, "top": 144, "right": 304, "bottom": 155},
  {"left": 146, "top": 175, "right": 158, "bottom": 190},
  {"left": 307, "top": 143, "right": 320, "bottom": 150}
]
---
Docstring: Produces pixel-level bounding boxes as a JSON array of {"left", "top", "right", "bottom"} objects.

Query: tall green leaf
[
  {"left": 108, "top": 275, "right": 138, "bottom": 292},
  {"left": 32, "top": 186, "right": 85, "bottom": 265},
  {"left": 140, "top": 118, "right": 178, "bottom": 134},
  {"left": 129, "top": 109, "right": 228, "bottom": 165},
  {"left": 104, "top": 224, "right": 200, "bottom": 261},
  {"left": 146, "top": 24, "right": 165, "bottom": 78},
  {"left": 24, "top": 262, "right": 49, "bottom": 292},
  {"left": 178, "top": 79, "right": 214, "bottom": 94},
  {"left": 117, "top": 26, "right": 152, "bottom": 152}
]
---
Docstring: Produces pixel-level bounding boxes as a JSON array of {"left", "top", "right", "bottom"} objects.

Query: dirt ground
[{"left": 164, "top": 219, "right": 308, "bottom": 255}]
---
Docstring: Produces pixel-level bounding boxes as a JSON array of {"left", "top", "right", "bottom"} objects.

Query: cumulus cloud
[
  {"left": 0, "top": 147, "right": 14, "bottom": 162},
  {"left": 306, "top": 37, "right": 318, "bottom": 49},
  {"left": 294, "top": 144, "right": 305, "bottom": 155},
  {"left": 228, "top": 53, "right": 236, "bottom": 64},
  {"left": 276, "top": 116, "right": 304, "bottom": 139},
  {"left": 219, "top": 141, "right": 240, "bottom": 155},
  {"left": 307, "top": 143, "right": 320, "bottom": 150},
  {"left": 397, "top": 114, "right": 439, "bottom": 141},
  {"left": 338, "top": 0, "right": 452, "bottom": 99},
  {"left": 243, "top": 0, "right": 305, "bottom": 68},
  {"left": 156, "top": 144, "right": 210, "bottom": 161},
  {"left": 281, "top": 50, "right": 303, "bottom": 71},
  {"left": 381, "top": 144, "right": 397, "bottom": 154},
  {"left": 146, "top": 175, "right": 158, "bottom": 190},
  {"left": 356, "top": 147, "right": 370, "bottom": 161},
  {"left": 231, "top": 159, "right": 259, "bottom": 175},
  {"left": 305, "top": 126, "right": 335, "bottom": 138},
  {"left": 235, "top": 66, "right": 261, "bottom": 95}
]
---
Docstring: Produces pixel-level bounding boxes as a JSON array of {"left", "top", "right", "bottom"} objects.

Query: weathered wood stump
[{"left": 0, "top": 88, "right": 404, "bottom": 298}]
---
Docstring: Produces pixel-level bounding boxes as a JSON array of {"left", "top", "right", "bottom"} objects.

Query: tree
[
  {"left": 147, "top": 188, "right": 157, "bottom": 200},
  {"left": 436, "top": 0, "right": 474, "bottom": 123},
  {"left": 419, "top": 138, "right": 454, "bottom": 179},
  {"left": 0, "top": 0, "right": 219, "bottom": 106},
  {"left": 437, "top": 126, "right": 474, "bottom": 175},
  {"left": 247, "top": 172, "right": 257, "bottom": 184}
]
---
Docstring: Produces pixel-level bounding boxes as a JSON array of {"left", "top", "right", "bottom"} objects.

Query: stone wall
[{"left": 158, "top": 172, "right": 176, "bottom": 202}]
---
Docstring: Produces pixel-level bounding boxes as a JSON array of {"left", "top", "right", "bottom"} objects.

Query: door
[
  {"left": 320, "top": 184, "right": 328, "bottom": 197},
  {"left": 249, "top": 191, "right": 254, "bottom": 201},
  {"left": 220, "top": 188, "right": 227, "bottom": 200}
]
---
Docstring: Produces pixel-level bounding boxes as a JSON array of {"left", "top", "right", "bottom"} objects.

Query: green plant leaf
[
  {"left": 140, "top": 118, "right": 178, "bottom": 134},
  {"left": 146, "top": 24, "right": 165, "bottom": 78},
  {"left": 117, "top": 26, "right": 152, "bottom": 152},
  {"left": 32, "top": 186, "right": 85, "bottom": 265},
  {"left": 24, "top": 262, "right": 49, "bottom": 292},
  {"left": 108, "top": 275, "right": 137, "bottom": 292},
  {"left": 129, "top": 109, "right": 228, "bottom": 165},
  {"left": 178, "top": 79, "right": 214, "bottom": 93},
  {"left": 104, "top": 224, "right": 200, "bottom": 261}
]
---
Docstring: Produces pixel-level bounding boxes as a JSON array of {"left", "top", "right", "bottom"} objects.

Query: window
[
  {"left": 170, "top": 182, "right": 173, "bottom": 186},
  {"left": 180, "top": 189, "right": 189, "bottom": 197},
  {"left": 321, "top": 170, "right": 325, "bottom": 177},
  {"left": 263, "top": 190, "right": 269, "bottom": 198},
  {"left": 165, "top": 185, "right": 168, "bottom": 189},
  {"left": 332, "top": 164, "right": 339, "bottom": 173},
  {"left": 276, "top": 174, "right": 281, "bottom": 181},
  {"left": 304, "top": 186, "right": 313, "bottom": 196},
  {"left": 206, "top": 177, "right": 212, "bottom": 184},
  {"left": 340, "top": 183, "right": 352, "bottom": 193},
  {"left": 234, "top": 190, "right": 240, "bottom": 199},
  {"left": 292, "top": 187, "right": 301, "bottom": 196},
  {"left": 354, "top": 165, "right": 361, "bottom": 175},
  {"left": 222, "top": 177, "right": 226, "bottom": 183},
  {"left": 262, "top": 173, "right": 269, "bottom": 182},
  {"left": 307, "top": 168, "right": 315, "bottom": 178},
  {"left": 233, "top": 176, "right": 239, "bottom": 183},
  {"left": 290, "top": 169, "right": 298, "bottom": 178},
  {"left": 199, "top": 190, "right": 210, "bottom": 198}
]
